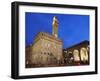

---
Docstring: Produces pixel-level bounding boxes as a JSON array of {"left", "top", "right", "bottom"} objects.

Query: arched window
[
  {"left": 44, "top": 52, "right": 46, "bottom": 54},
  {"left": 80, "top": 47, "right": 88, "bottom": 62},
  {"left": 73, "top": 49, "right": 80, "bottom": 61},
  {"left": 48, "top": 43, "right": 50, "bottom": 47}
]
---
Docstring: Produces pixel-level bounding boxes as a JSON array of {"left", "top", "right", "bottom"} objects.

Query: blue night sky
[{"left": 25, "top": 12, "right": 89, "bottom": 48}]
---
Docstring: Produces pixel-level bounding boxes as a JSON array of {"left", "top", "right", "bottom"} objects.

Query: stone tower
[{"left": 52, "top": 16, "right": 58, "bottom": 38}]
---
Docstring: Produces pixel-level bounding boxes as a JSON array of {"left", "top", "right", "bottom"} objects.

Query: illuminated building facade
[
  {"left": 25, "top": 16, "right": 89, "bottom": 68},
  {"left": 26, "top": 16, "right": 64, "bottom": 67},
  {"left": 63, "top": 41, "right": 89, "bottom": 66}
]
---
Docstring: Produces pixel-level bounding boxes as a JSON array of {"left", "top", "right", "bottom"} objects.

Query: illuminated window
[
  {"left": 54, "top": 45, "right": 57, "bottom": 49},
  {"left": 26, "top": 60, "right": 29, "bottom": 64},
  {"left": 48, "top": 43, "right": 50, "bottom": 47}
]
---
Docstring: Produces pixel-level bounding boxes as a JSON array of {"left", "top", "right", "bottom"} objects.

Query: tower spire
[{"left": 52, "top": 16, "right": 58, "bottom": 38}]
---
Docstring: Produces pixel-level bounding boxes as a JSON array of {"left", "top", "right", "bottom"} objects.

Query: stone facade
[{"left": 30, "top": 32, "right": 63, "bottom": 66}]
